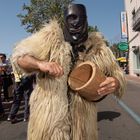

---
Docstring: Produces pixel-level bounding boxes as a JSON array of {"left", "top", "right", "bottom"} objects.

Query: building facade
[{"left": 124, "top": 0, "right": 140, "bottom": 76}]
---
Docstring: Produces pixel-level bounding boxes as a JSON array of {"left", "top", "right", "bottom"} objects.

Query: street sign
[{"left": 118, "top": 42, "right": 128, "bottom": 51}]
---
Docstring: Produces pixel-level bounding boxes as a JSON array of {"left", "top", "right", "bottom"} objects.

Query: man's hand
[
  {"left": 37, "top": 61, "right": 64, "bottom": 77},
  {"left": 17, "top": 55, "right": 64, "bottom": 77},
  {"left": 97, "top": 77, "right": 120, "bottom": 96}
]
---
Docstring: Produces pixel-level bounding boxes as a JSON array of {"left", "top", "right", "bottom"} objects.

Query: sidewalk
[{"left": 125, "top": 74, "right": 140, "bottom": 83}]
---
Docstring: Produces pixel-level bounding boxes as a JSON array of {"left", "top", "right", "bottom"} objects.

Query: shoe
[
  {"left": 7, "top": 117, "right": 18, "bottom": 124},
  {"left": 23, "top": 118, "right": 28, "bottom": 122},
  {"left": 7, "top": 117, "right": 11, "bottom": 121},
  {"left": 11, "top": 118, "right": 18, "bottom": 124}
]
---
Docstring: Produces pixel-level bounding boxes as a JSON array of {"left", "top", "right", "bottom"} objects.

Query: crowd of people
[{"left": 0, "top": 53, "right": 35, "bottom": 123}]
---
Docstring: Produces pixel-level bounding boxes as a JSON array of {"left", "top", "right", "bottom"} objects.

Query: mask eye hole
[{"left": 67, "top": 15, "right": 78, "bottom": 22}]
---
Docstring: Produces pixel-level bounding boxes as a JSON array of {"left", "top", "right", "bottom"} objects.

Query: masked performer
[{"left": 12, "top": 3, "right": 126, "bottom": 140}]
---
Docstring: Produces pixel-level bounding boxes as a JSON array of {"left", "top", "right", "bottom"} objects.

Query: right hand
[{"left": 37, "top": 61, "right": 64, "bottom": 77}]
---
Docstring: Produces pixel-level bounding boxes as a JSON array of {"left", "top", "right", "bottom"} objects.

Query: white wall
[{"left": 124, "top": 0, "right": 140, "bottom": 75}]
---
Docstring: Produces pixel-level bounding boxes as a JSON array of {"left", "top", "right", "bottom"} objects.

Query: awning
[{"left": 117, "top": 57, "right": 127, "bottom": 62}]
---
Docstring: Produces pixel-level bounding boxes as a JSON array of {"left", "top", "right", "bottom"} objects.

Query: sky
[{"left": 0, "top": 0, "right": 124, "bottom": 57}]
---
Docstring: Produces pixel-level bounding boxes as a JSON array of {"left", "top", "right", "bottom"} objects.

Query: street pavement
[
  {"left": 0, "top": 101, "right": 27, "bottom": 140},
  {"left": 98, "top": 74, "right": 140, "bottom": 140},
  {"left": 0, "top": 120, "right": 27, "bottom": 140},
  {"left": 0, "top": 74, "right": 140, "bottom": 140}
]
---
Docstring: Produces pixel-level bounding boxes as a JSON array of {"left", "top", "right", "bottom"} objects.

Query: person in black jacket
[{"left": 0, "top": 53, "right": 13, "bottom": 102}]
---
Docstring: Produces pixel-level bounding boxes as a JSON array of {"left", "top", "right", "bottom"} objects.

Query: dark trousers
[
  {"left": 0, "top": 92, "right": 4, "bottom": 113},
  {"left": 3, "top": 82, "right": 9, "bottom": 100},
  {"left": 8, "top": 76, "right": 33, "bottom": 119},
  {"left": 2, "top": 74, "right": 13, "bottom": 100}
]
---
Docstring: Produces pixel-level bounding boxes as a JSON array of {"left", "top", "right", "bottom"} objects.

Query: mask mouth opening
[{"left": 69, "top": 26, "right": 83, "bottom": 33}]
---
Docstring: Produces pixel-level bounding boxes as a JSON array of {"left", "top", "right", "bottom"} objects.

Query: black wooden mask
[{"left": 63, "top": 3, "right": 88, "bottom": 45}]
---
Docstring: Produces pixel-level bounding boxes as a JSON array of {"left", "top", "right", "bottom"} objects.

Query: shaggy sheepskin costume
[{"left": 12, "top": 20, "right": 125, "bottom": 140}]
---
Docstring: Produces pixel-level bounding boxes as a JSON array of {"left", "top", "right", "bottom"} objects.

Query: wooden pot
[{"left": 68, "top": 61, "right": 106, "bottom": 101}]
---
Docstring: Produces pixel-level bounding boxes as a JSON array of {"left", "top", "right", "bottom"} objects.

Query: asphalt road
[
  {"left": 0, "top": 101, "right": 27, "bottom": 140},
  {"left": 98, "top": 78, "right": 140, "bottom": 140},
  {"left": 0, "top": 77, "right": 140, "bottom": 140}
]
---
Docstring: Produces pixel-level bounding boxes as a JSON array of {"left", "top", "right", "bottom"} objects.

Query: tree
[
  {"left": 88, "top": 25, "right": 109, "bottom": 46},
  {"left": 88, "top": 25, "right": 99, "bottom": 33},
  {"left": 110, "top": 43, "right": 120, "bottom": 58},
  {"left": 17, "top": 0, "right": 74, "bottom": 33}
]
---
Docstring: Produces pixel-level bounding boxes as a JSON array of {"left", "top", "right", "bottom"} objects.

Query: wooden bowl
[{"left": 68, "top": 61, "right": 106, "bottom": 101}]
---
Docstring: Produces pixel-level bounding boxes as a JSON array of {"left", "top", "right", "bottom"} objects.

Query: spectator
[
  {"left": 7, "top": 61, "right": 34, "bottom": 123},
  {"left": 0, "top": 75, "right": 4, "bottom": 118},
  {"left": 0, "top": 53, "right": 13, "bottom": 102}
]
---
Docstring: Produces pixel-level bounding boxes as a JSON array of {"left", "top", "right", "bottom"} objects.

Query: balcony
[{"left": 132, "top": 7, "right": 140, "bottom": 31}]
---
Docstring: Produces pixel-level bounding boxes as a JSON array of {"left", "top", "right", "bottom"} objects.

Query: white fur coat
[{"left": 12, "top": 20, "right": 125, "bottom": 140}]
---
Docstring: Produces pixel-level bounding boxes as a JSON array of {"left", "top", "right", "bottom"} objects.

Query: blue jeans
[{"left": 8, "top": 76, "right": 33, "bottom": 119}]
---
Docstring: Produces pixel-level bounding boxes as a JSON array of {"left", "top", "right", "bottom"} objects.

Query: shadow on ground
[{"left": 98, "top": 111, "right": 121, "bottom": 121}]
